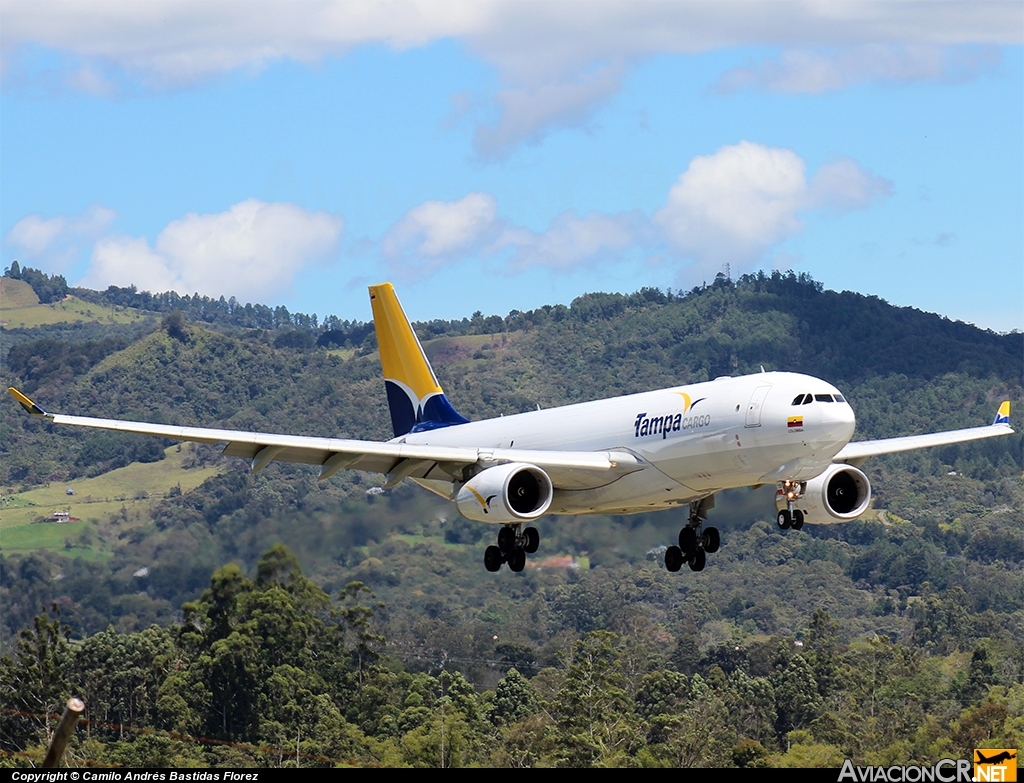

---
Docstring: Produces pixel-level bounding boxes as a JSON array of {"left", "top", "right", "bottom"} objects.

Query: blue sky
[{"left": 1, "top": 2, "right": 1021, "bottom": 332}]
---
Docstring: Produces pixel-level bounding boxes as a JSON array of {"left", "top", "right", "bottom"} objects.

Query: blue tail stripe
[
  {"left": 385, "top": 381, "right": 416, "bottom": 437},
  {"left": 385, "top": 382, "right": 469, "bottom": 437},
  {"left": 417, "top": 394, "right": 470, "bottom": 431}
]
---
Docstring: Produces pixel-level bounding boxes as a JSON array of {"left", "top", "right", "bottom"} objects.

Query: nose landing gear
[
  {"left": 775, "top": 480, "right": 806, "bottom": 531},
  {"left": 665, "top": 497, "right": 719, "bottom": 573},
  {"left": 484, "top": 523, "right": 540, "bottom": 572}
]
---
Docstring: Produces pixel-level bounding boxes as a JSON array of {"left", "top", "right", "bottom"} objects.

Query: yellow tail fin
[{"left": 369, "top": 283, "right": 468, "bottom": 436}]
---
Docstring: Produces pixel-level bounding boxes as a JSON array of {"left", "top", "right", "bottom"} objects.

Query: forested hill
[{"left": 1, "top": 270, "right": 1021, "bottom": 767}]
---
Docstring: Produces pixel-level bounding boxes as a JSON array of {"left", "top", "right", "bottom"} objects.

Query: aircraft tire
[
  {"left": 665, "top": 545, "right": 684, "bottom": 572},
  {"left": 679, "top": 527, "right": 698, "bottom": 554},
  {"left": 523, "top": 526, "right": 540, "bottom": 554},
  {"left": 484, "top": 545, "right": 504, "bottom": 572},
  {"left": 689, "top": 548, "right": 706, "bottom": 572},
  {"left": 703, "top": 527, "right": 720, "bottom": 553},
  {"left": 792, "top": 510, "right": 805, "bottom": 531},
  {"left": 777, "top": 510, "right": 792, "bottom": 530},
  {"left": 508, "top": 548, "right": 527, "bottom": 572},
  {"left": 497, "top": 525, "right": 517, "bottom": 555}
]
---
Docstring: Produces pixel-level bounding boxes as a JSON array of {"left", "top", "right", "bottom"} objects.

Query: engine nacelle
[
  {"left": 455, "top": 463, "right": 553, "bottom": 524},
  {"left": 782, "top": 463, "right": 872, "bottom": 524}
]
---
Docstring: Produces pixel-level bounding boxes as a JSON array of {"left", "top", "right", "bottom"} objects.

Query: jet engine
[
  {"left": 455, "top": 463, "right": 553, "bottom": 524},
  {"left": 794, "top": 463, "right": 872, "bottom": 524}
]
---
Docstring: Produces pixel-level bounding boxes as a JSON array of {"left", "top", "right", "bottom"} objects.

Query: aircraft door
[{"left": 745, "top": 385, "right": 772, "bottom": 427}]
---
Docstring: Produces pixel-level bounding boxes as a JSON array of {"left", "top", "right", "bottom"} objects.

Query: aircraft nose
[{"left": 825, "top": 400, "right": 856, "bottom": 442}]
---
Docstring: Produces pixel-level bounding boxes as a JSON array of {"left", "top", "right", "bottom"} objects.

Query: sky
[{"left": 1, "top": 1, "right": 1021, "bottom": 332}]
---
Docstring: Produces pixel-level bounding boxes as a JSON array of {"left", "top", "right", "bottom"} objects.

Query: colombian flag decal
[{"left": 788, "top": 416, "right": 803, "bottom": 429}]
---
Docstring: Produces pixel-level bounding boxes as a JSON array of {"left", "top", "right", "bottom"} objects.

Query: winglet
[
  {"left": 993, "top": 401, "right": 1010, "bottom": 426},
  {"left": 8, "top": 387, "right": 50, "bottom": 417}
]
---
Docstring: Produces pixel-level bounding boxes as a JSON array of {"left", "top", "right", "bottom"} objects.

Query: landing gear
[
  {"left": 484, "top": 545, "right": 503, "bottom": 572},
  {"left": 523, "top": 526, "right": 540, "bottom": 554},
  {"left": 484, "top": 524, "right": 540, "bottom": 572},
  {"left": 703, "top": 526, "right": 720, "bottom": 553},
  {"left": 689, "top": 547, "right": 706, "bottom": 572},
  {"left": 775, "top": 481, "right": 807, "bottom": 532},
  {"left": 665, "top": 545, "right": 684, "bottom": 572},
  {"left": 664, "top": 496, "right": 719, "bottom": 574}
]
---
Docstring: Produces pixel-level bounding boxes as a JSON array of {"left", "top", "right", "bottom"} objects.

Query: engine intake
[
  {"left": 793, "top": 463, "right": 872, "bottom": 524},
  {"left": 455, "top": 463, "right": 553, "bottom": 524}
]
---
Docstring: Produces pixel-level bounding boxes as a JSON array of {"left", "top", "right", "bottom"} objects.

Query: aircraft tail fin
[
  {"left": 369, "top": 283, "right": 469, "bottom": 437},
  {"left": 993, "top": 401, "right": 1010, "bottom": 426}
]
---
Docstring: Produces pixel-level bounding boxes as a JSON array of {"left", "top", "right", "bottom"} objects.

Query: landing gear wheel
[
  {"left": 523, "top": 526, "right": 540, "bottom": 554},
  {"left": 689, "top": 548, "right": 707, "bottom": 572},
  {"left": 792, "top": 510, "right": 805, "bottom": 531},
  {"left": 484, "top": 545, "right": 504, "bottom": 572},
  {"left": 497, "top": 525, "right": 517, "bottom": 554},
  {"left": 703, "top": 526, "right": 720, "bottom": 553},
  {"left": 665, "top": 545, "right": 684, "bottom": 572},
  {"left": 679, "top": 527, "right": 698, "bottom": 555},
  {"left": 777, "top": 510, "right": 792, "bottom": 531},
  {"left": 508, "top": 548, "right": 526, "bottom": 572}
]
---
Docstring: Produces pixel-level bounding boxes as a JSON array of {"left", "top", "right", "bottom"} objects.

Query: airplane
[
  {"left": 7, "top": 282, "right": 1015, "bottom": 574},
  {"left": 975, "top": 751, "right": 1016, "bottom": 765}
]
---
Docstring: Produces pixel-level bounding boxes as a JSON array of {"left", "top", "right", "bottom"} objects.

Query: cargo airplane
[{"left": 8, "top": 283, "right": 1014, "bottom": 573}]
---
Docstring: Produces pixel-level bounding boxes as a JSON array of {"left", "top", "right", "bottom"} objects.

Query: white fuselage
[{"left": 403, "top": 371, "right": 856, "bottom": 515}]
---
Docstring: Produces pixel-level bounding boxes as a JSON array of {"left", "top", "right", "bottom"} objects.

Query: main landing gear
[
  {"left": 775, "top": 480, "right": 806, "bottom": 531},
  {"left": 484, "top": 523, "right": 540, "bottom": 573},
  {"left": 665, "top": 497, "right": 720, "bottom": 573}
]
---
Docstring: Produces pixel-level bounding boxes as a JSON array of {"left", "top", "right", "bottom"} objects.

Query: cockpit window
[
  {"left": 815, "top": 394, "right": 834, "bottom": 402},
  {"left": 802, "top": 394, "right": 813, "bottom": 405},
  {"left": 834, "top": 394, "right": 846, "bottom": 403},
  {"left": 792, "top": 394, "right": 805, "bottom": 405}
]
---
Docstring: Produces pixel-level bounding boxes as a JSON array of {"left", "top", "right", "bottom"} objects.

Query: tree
[
  {"left": 490, "top": 668, "right": 536, "bottom": 727},
  {"left": 551, "top": 631, "right": 635, "bottom": 766},
  {"left": 162, "top": 310, "right": 189, "bottom": 342},
  {"left": 0, "top": 605, "right": 72, "bottom": 752}
]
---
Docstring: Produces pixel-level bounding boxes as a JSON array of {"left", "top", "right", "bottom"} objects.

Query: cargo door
[{"left": 745, "top": 385, "right": 772, "bottom": 427}]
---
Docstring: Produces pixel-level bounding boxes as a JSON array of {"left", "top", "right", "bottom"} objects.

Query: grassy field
[
  {"left": 326, "top": 347, "right": 358, "bottom": 360},
  {"left": 0, "top": 291, "right": 156, "bottom": 328},
  {"left": 0, "top": 278, "right": 39, "bottom": 308},
  {"left": 0, "top": 446, "right": 224, "bottom": 555}
]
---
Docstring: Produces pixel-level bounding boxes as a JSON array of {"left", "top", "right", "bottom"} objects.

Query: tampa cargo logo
[{"left": 634, "top": 392, "right": 709, "bottom": 439}]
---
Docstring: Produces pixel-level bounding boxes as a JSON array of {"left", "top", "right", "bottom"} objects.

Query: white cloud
[
  {"left": 2, "top": 2, "right": 1017, "bottom": 155},
  {"left": 79, "top": 199, "right": 343, "bottom": 300},
  {"left": 495, "top": 211, "right": 644, "bottom": 273},
  {"left": 382, "top": 192, "right": 499, "bottom": 278},
  {"left": 87, "top": 235, "right": 180, "bottom": 294},
  {"left": 380, "top": 143, "right": 891, "bottom": 280},
  {"left": 381, "top": 193, "right": 643, "bottom": 276},
  {"left": 715, "top": 44, "right": 1001, "bottom": 94},
  {"left": 654, "top": 142, "right": 809, "bottom": 273},
  {"left": 654, "top": 142, "right": 892, "bottom": 278},
  {"left": 66, "top": 63, "right": 117, "bottom": 96},
  {"left": 5, "top": 204, "right": 117, "bottom": 271},
  {"left": 809, "top": 157, "right": 892, "bottom": 212},
  {"left": 473, "top": 63, "right": 625, "bottom": 159}
]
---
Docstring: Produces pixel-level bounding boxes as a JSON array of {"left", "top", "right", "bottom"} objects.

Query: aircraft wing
[
  {"left": 833, "top": 403, "right": 1013, "bottom": 467},
  {"left": 7, "top": 388, "right": 642, "bottom": 490}
]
